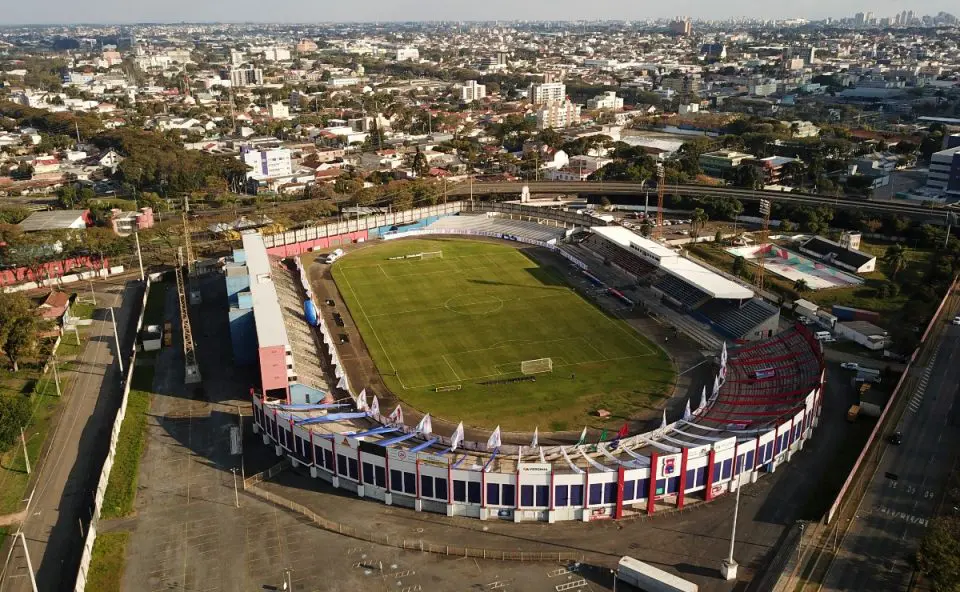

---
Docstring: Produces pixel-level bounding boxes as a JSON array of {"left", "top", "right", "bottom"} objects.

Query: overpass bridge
[{"left": 449, "top": 181, "right": 952, "bottom": 222}]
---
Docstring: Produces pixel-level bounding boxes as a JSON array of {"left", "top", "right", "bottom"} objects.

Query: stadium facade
[{"left": 235, "top": 202, "right": 825, "bottom": 523}]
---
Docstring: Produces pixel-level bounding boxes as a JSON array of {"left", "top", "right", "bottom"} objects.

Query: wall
[
  {"left": 0, "top": 255, "right": 110, "bottom": 287},
  {"left": 251, "top": 387, "right": 819, "bottom": 523}
]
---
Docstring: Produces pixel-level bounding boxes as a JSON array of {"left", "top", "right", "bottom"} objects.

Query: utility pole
[
  {"left": 134, "top": 231, "right": 145, "bottom": 282},
  {"left": 52, "top": 356, "right": 61, "bottom": 397},
  {"left": 109, "top": 307, "right": 123, "bottom": 374},
  {"left": 88, "top": 279, "right": 97, "bottom": 305},
  {"left": 19, "top": 532, "right": 38, "bottom": 592},
  {"left": 20, "top": 427, "right": 31, "bottom": 475}
]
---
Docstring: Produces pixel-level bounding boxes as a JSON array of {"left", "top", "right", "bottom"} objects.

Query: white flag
[
  {"left": 370, "top": 395, "right": 380, "bottom": 417},
  {"left": 487, "top": 426, "right": 502, "bottom": 450},
  {"left": 661, "top": 410, "right": 667, "bottom": 430},
  {"left": 451, "top": 421, "right": 464, "bottom": 451},
  {"left": 683, "top": 399, "right": 692, "bottom": 421},
  {"left": 699, "top": 386, "right": 708, "bottom": 411},
  {"left": 576, "top": 426, "right": 588, "bottom": 446},
  {"left": 337, "top": 376, "right": 347, "bottom": 390},
  {"left": 415, "top": 414, "right": 432, "bottom": 435},
  {"left": 388, "top": 405, "right": 403, "bottom": 425},
  {"left": 356, "top": 389, "right": 368, "bottom": 411},
  {"left": 713, "top": 375, "right": 721, "bottom": 397},
  {"left": 531, "top": 427, "right": 539, "bottom": 449},
  {"left": 720, "top": 341, "right": 728, "bottom": 368}
]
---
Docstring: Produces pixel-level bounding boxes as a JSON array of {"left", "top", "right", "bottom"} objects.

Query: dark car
[{"left": 888, "top": 431, "right": 903, "bottom": 445}]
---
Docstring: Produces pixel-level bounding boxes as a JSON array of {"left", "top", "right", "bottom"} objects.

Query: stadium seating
[
  {"left": 425, "top": 215, "right": 566, "bottom": 243},
  {"left": 652, "top": 273, "right": 711, "bottom": 310},
  {"left": 581, "top": 234, "right": 657, "bottom": 279},
  {"left": 697, "top": 298, "right": 780, "bottom": 341}
]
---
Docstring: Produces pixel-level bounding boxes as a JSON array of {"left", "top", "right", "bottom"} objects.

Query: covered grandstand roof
[
  {"left": 591, "top": 226, "right": 754, "bottom": 300},
  {"left": 241, "top": 231, "right": 291, "bottom": 349}
]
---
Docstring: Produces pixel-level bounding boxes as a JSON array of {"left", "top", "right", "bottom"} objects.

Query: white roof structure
[
  {"left": 591, "top": 225, "right": 753, "bottom": 300},
  {"left": 241, "top": 231, "right": 291, "bottom": 350},
  {"left": 18, "top": 210, "right": 87, "bottom": 232}
]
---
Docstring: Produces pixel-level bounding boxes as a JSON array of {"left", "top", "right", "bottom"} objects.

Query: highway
[
  {"left": 0, "top": 282, "right": 138, "bottom": 592},
  {"left": 821, "top": 323, "right": 960, "bottom": 590},
  {"left": 449, "top": 181, "right": 950, "bottom": 221}
]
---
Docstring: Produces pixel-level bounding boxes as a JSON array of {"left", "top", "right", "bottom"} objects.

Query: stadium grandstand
[
  {"left": 234, "top": 208, "right": 825, "bottom": 524},
  {"left": 581, "top": 226, "right": 780, "bottom": 343}
]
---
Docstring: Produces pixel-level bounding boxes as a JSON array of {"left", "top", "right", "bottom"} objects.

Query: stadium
[{"left": 228, "top": 199, "right": 824, "bottom": 523}]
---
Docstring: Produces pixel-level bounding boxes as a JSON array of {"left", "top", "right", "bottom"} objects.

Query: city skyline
[{"left": 2, "top": 1, "right": 958, "bottom": 26}]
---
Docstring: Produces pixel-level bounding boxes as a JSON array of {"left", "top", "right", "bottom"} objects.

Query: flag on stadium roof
[
  {"left": 388, "top": 405, "right": 403, "bottom": 425},
  {"left": 700, "top": 386, "right": 707, "bottom": 411},
  {"left": 451, "top": 421, "right": 464, "bottom": 451},
  {"left": 531, "top": 427, "right": 539, "bottom": 449},
  {"left": 683, "top": 399, "right": 692, "bottom": 421},
  {"left": 713, "top": 375, "right": 721, "bottom": 398},
  {"left": 597, "top": 429, "right": 608, "bottom": 444},
  {"left": 576, "top": 426, "right": 587, "bottom": 446},
  {"left": 415, "top": 414, "right": 432, "bottom": 435},
  {"left": 370, "top": 395, "right": 380, "bottom": 417},
  {"left": 487, "top": 426, "right": 502, "bottom": 450},
  {"left": 356, "top": 388, "right": 368, "bottom": 411},
  {"left": 617, "top": 422, "right": 629, "bottom": 439},
  {"left": 720, "top": 341, "right": 728, "bottom": 369},
  {"left": 337, "top": 376, "right": 347, "bottom": 390},
  {"left": 661, "top": 410, "right": 667, "bottom": 430}
]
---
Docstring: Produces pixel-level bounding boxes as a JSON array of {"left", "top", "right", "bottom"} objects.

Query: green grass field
[{"left": 332, "top": 238, "right": 674, "bottom": 431}]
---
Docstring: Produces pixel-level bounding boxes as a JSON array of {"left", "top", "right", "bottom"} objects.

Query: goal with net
[
  {"left": 403, "top": 250, "right": 443, "bottom": 260},
  {"left": 521, "top": 358, "right": 553, "bottom": 375}
]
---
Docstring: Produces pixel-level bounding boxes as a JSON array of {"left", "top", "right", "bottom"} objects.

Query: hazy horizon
[{"left": 2, "top": 0, "right": 958, "bottom": 27}]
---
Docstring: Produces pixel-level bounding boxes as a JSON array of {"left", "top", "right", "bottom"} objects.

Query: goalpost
[
  {"left": 521, "top": 358, "right": 553, "bottom": 375},
  {"left": 402, "top": 250, "right": 443, "bottom": 260}
]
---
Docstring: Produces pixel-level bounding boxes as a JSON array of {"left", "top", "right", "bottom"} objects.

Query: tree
[
  {"left": 691, "top": 208, "right": 709, "bottom": 240},
  {"left": 0, "top": 292, "right": 42, "bottom": 372},
  {"left": 883, "top": 244, "right": 908, "bottom": 279},
  {"left": 714, "top": 229, "right": 723, "bottom": 244},
  {"left": 732, "top": 255, "right": 746, "bottom": 277},
  {"left": 734, "top": 164, "right": 764, "bottom": 190},
  {"left": 793, "top": 278, "right": 810, "bottom": 293},
  {"left": 599, "top": 196, "right": 612, "bottom": 211},
  {"left": 411, "top": 147, "right": 429, "bottom": 178},
  {"left": 916, "top": 518, "right": 960, "bottom": 591}
]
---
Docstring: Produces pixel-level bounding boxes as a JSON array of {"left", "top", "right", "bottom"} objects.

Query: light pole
[
  {"left": 721, "top": 483, "right": 741, "bottom": 580},
  {"left": 52, "top": 356, "right": 61, "bottom": 396},
  {"left": 231, "top": 467, "right": 240, "bottom": 508},
  {"left": 20, "top": 427, "right": 31, "bottom": 475},
  {"left": 134, "top": 230, "right": 145, "bottom": 282},
  {"left": 88, "top": 279, "right": 96, "bottom": 305},
  {"left": 109, "top": 307, "right": 123, "bottom": 374}
]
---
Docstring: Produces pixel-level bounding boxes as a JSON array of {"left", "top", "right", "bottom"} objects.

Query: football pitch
[{"left": 331, "top": 238, "right": 675, "bottom": 432}]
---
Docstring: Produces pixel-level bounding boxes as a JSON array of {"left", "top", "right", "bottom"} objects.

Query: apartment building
[
  {"left": 586, "top": 91, "right": 624, "bottom": 111},
  {"left": 529, "top": 82, "right": 567, "bottom": 105},
  {"left": 927, "top": 145, "right": 960, "bottom": 198},
  {"left": 535, "top": 99, "right": 581, "bottom": 130},
  {"left": 242, "top": 147, "right": 293, "bottom": 180},
  {"left": 229, "top": 67, "right": 264, "bottom": 87},
  {"left": 461, "top": 80, "right": 487, "bottom": 102},
  {"left": 396, "top": 47, "right": 420, "bottom": 61}
]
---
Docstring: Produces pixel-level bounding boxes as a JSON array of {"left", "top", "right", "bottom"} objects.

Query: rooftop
[
  {"left": 18, "top": 210, "right": 88, "bottom": 232},
  {"left": 241, "top": 231, "right": 291, "bottom": 350}
]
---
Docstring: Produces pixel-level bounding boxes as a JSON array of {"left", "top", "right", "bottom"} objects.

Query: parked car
[
  {"left": 952, "top": 316, "right": 960, "bottom": 326},
  {"left": 888, "top": 431, "right": 903, "bottom": 445},
  {"left": 840, "top": 362, "right": 860, "bottom": 371}
]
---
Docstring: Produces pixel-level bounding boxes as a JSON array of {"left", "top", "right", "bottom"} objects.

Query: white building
[
  {"left": 789, "top": 120, "right": 821, "bottom": 138},
  {"left": 678, "top": 103, "right": 700, "bottom": 115},
  {"left": 586, "top": 91, "right": 624, "bottom": 111},
  {"left": 242, "top": 148, "right": 293, "bottom": 180},
  {"left": 396, "top": 47, "right": 420, "bottom": 61},
  {"left": 927, "top": 145, "right": 960, "bottom": 198},
  {"left": 261, "top": 46, "right": 291, "bottom": 62},
  {"left": 230, "top": 67, "right": 263, "bottom": 87},
  {"left": 535, "top": 99, "right": 581, "bottom": 130},
  {"left": 529, "top": 82, "right": 566, "bottom": 105},
  {"left": 750, "top": 79, "right": 779, "bottom": 97},
  {"left": 460, "top": 80, "right": 487, "bottom": 102},
  {"left": 268, "top": 103, "right": 290, "bottom": 119}
]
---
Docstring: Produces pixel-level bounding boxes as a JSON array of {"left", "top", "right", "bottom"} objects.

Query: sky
[{"left": 2, "top": 0, "right": 956, "bottom": 26}]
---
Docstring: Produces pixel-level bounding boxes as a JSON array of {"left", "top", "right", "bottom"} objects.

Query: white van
[{"left": 814, "top": 331, "right": 832, "bottom": 341}]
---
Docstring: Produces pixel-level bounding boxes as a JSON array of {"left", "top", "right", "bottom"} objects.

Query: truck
[
  {"left": 847, "top": 404, "right": 861, "bottom": 422},
  {"left": 855, "top": 367, "right": 881, "bottom": 384},
  {"left": 616, "top": 556, "right": 698, "bottom": 592}
]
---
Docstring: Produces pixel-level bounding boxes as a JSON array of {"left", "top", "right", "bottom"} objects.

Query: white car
[
  {"left": 952, "top": 316, "right": 960, "bottom": 326},
  {"left": 840, "top": 362, "right": 860, "bottom": 371}
]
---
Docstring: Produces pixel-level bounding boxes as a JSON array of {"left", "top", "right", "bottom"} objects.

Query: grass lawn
[
  {"left": 331, "top": 238, "right": 674, "bottom": 431},
  {"left": 70, "top": 301, "right": 97, "bottom": 322},
  {"left": 84, "top": 531, "right": 130, "bottom": 592},
  {"left": 0, "top": 391, "right": 61, "bottom": 515},
  {"left": 99, "top": 365, "right": 152, "bottom": 520}
]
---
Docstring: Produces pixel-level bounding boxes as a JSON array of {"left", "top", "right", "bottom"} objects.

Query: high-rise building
[
  {"left": 528, "top": 81, "right": 566, "bottom": 104},
  {"left": 228, "top": 67, "right": 264, "bottom": 87},
  {"left": 669, "top": 18, "right": 692, "bottom": 36},
  {"left": 926, "top": 144, "right": 960, "bottom": 198},
  {"left": 461, "top": 80, "right": 487, "bottom": 102},
  {"left": 535, "top": 99, "right": 581, "bottom": 130}
]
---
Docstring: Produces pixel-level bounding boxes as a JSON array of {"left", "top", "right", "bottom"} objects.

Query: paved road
[
  {"left": 0, "top": 283, "right": 138, "bottom": 592},
  {"left": 822, "top": 325, "right": 960, "bottom": 590}
]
